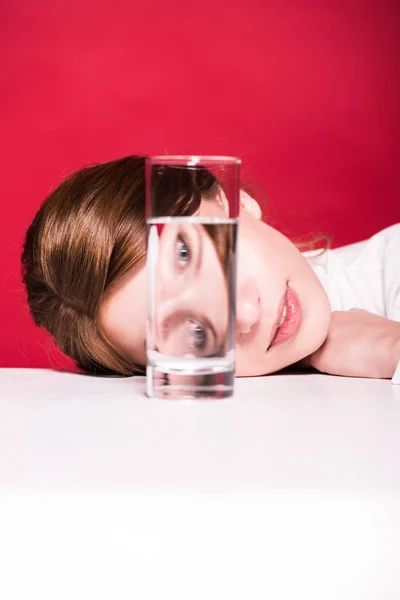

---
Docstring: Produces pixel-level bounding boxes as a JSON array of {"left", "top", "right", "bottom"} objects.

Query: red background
[{"left": 1, "top": 0, "right": 399, "bottom": 369}]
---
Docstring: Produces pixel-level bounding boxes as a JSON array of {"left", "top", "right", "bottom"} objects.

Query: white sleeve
[
  {"left": 379, "top": 224, "right": 400, "bottom": 323},
  {"left": 379, "top": 225, "right": 400, "bottom": 385},
  {"left": 304, "top": 224, "right": 400, "bottom": 317},
  {"left": 305, "top": 224, "right": 400, "bottom": 384},
  {"left": 377, "top": 225, "right": 400, "bottom": 385},
  {"left": 392, "top": 359, "right": 400, "bottom": 385}
]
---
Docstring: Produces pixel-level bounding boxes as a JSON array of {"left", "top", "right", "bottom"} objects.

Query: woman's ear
[
  {"left": 240, "top": 190, "right": 262, "bottom": 220},
  {"left": 216, "top": 189, "right": 262, "bottom": 219}
]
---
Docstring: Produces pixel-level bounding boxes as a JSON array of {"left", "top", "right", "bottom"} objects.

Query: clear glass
[{"left": 145, "top": 155, "right": 240, "bottom": 399}]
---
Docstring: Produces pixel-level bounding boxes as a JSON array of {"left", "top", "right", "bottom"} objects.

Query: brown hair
[{"left": 21, "top": 156, "right": 220, "bottom": 376}]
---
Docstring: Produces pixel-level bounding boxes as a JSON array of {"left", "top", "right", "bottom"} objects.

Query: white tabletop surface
[{"left": 0, "top": 368, "right": 399, "bottom": 599}]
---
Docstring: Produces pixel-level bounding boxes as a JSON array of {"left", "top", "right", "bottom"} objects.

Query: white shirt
[{"left": 303, "top": 224, "right": 400, "bottom": 384}]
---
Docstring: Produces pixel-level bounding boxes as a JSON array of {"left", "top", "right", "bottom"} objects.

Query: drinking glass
[{"left": 146, "top": 155, "right": 240, "bottom": 399}]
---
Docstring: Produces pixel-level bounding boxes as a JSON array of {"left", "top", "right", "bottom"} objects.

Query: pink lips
[{"left": 267, "top": 285, "right": 301, "bottom": 350}]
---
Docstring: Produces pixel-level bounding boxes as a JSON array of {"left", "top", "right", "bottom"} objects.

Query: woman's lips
[{"left": 267, "top": 285, "right": 301, "bottom": 350}]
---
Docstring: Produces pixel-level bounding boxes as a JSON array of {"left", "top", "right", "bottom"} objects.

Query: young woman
[{"left": 21, "top": 156, "right": 400, "bottom": 382}]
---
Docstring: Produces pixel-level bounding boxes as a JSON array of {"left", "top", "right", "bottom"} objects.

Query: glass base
[{"left": 146, "top": 365, "right": 234, "bottom": 400}]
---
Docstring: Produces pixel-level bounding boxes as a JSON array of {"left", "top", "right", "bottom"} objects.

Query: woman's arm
[{"left": 304, "top": 309, "right": 400, "bottom": 380}]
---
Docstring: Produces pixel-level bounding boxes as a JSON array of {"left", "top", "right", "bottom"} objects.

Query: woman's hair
[{"left": 21, "top": 155, "right": 220, "bottom": 376}]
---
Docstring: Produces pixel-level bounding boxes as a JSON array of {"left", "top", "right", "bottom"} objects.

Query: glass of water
[{"left": 145, "top": 155, "right": 240, "bottom": 399}]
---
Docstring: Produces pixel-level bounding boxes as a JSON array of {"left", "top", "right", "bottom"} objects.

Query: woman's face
[{"left": 100, "top": 193, "right": 331, "bottom": 376}]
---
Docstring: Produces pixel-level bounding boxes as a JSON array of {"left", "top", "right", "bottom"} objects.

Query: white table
[{"left": 0, "top": 368, "right": 399, "bottom": 599}]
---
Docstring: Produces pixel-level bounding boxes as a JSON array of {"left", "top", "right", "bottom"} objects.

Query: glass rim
[{"left": 146, "top": 155, "right": 241, "bottom": 166}]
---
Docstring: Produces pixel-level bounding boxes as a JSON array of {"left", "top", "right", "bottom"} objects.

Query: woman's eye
[
  {"left": 174, "top": 233, "right": 191, "bottom": 272},
  {"left": 187, "top": 319, "right": 207, "bottom": 352},
  {"left": 158, "top": 316, "right": 216, "bottom": 358}
]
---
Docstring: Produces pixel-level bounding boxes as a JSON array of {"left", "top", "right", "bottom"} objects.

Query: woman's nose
[{"left": 236, "top": 280, "right": 261, "bottom": 334}]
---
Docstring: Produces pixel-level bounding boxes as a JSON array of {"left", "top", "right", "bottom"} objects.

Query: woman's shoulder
[
  {"left": 303, "top": 223, "right": 400, "bottom": 269},
  {"left": 303, "top": 223, "right": 400, "bottom": 318},
  {"left": 332, "top": 223, "right": 400, "bottom": 262}
]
